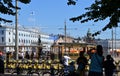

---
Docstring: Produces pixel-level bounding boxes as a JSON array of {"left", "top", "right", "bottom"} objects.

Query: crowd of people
[
  {"left": 61, "top": 45, "right": 117, "bottom": 76},
  {"left": 0, "top": 45, "right": 119, "bottom": 76},
  {"left": 6, "top": 50, "right": 53, "bottom": 60}
]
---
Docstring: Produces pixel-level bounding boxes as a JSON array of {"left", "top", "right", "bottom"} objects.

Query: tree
[
  {"left": 0, "top": 0, "right": 31, "bottom": 23},
  {"left": 67, "top": 0, "right": 120, "bottom": 36}
]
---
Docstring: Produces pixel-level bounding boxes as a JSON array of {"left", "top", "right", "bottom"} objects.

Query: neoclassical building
[{"left": 0, "top": 24, "right": 54, "bottom": 53}]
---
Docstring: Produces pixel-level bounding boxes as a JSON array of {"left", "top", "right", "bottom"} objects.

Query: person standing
[
  {"left": 0, "top": 55, "right": 4, "bottom": 74},
  {"left": 103, "top": 55, "right": 116, "bottom": 76},
  {"left": 62, "top": 53, "right": 71, "bottom": 76},
  {"left": 88, "top": 45, "right": 104, "bottom": 76},
  {"left": 76, "top": 51, "right": 88, "bottom": 76},
  {"left": 31, "top": 51, "right": 34, "bottom": 60},
  {"left": 63, "top": 53, "right": 71, "bottom": 68},
  {"left": 50, "top": 52, "right": 55, "bottom": 61},
  {"left": 25, "top": 51, "right": 30, "bottom": 59}
]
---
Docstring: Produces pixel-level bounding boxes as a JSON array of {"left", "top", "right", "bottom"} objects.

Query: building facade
[
  {"left": 0, "top": 25, "right": 54, "bottom": 53},
  {"left": 95, "top": 39, "right": 120, "bottom": 56}
]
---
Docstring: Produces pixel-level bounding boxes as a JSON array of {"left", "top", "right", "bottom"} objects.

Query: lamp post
[
  {"left": 59, "top": 21, "right": 77, "bottom": 54},
  {"left": 115, "top": 27, "right": 116, "bottom": 52},
  {"left": 15, "top": 0, "right": 19, "bottom": 60},
  {"left": 111, "top": 27, "right": 114, "bottom": 56},
  {"left": 64, "top": 21, "right": 67, "bottom": 54}
]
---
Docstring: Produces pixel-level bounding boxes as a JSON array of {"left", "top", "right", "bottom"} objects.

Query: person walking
[
  {"left": 103, "top": 55, "right": 116, "bottom": 76},
  {"left": 76, "top": 51, "right": 88, "bottom": 76},
  {"left": 88, "top": 45, "right": 104, "bottom": 76}
]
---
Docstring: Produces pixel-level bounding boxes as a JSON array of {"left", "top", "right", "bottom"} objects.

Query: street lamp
[
  {"left": 111, "top": 27, "right": 114, "bottom": 56},
  {"left": 59, "top": 21, "right": 77, "bottom": 54},
  {"left": 15, "top": 0, "right": 19, "bottom": 60},
  {"left": 58, "top": 21, "right": 67, "bottom": 54},
  {"left": 115, "top": 27, "right": 116, "bottom": 51},
  {"left": 64, "top": 21, "right": 67, "bottom": 54}
]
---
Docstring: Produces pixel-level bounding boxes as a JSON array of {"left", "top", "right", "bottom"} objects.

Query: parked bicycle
[{"left": 42, "top": 61, "right": 75, "bottom": 76}]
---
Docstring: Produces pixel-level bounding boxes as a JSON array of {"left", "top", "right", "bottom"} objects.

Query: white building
[
  {"left": 95, "top": 39, "right": 120, "bottom": 56},
  {"left": 0, "top": 25, "right": 54, "bottom": 52},
  {"left": 40, "top": 34, "right": 55, "bottom": 52}
]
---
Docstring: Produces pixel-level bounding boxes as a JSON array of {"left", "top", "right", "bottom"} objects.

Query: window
[
  {"left": 9, "top": 38, "right": 11, "bottom": 42},
  {"left": 22, "top": 39, "right": 23, "bottom": 43},
  {"left": 26, "top": 40, "right": 28, "bottom": 43},
  {"left": 19, "top": 33, "right": 20, "bottom": 36},
  {"left": 1, "top": 30, "right": 4, "bottom": 35},
  {"left": 9, "top": 32, "right": 11, "bottom": 35},
  {"left": 24, "top": 39, "right": 25, "bottom": 43},
  {"left": 2, "top": 37, "right": 4, "bottom": 42},
  {"left": 29, "top": 40, "right": 30, "bottom": 43}
]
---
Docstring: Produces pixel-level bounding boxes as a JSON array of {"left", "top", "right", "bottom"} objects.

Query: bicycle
[
  {"left": 26, "top": 65, "right": 40, "bottom": 76},
  {"left": 42, "top": 65, "right": 74, "bottom": 76}
]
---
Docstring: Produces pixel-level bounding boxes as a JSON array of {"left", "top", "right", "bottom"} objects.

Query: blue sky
[{"left": 2, "top": 0, "right": 120, "bottom": 39}]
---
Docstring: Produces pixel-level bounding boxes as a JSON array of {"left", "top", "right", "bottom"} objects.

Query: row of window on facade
[
  {"left": 0, "top": 30, "right": 38, "bottom": 38},
  {"left": 0, "top": 37, "right": 38, "bottom": 44},
  {"left": 0, "top": 37, "right": 52, "bottom": 44},
  {"left": 14, "top": 32, "right": 38, "bottom": 38},
  {"left": 0, "top": 30, "right": 53, "bottom": 44}
]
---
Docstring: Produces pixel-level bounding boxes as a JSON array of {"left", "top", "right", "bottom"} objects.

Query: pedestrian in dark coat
[
  {"left": 25, "top": 51, "right": 30, "bottom": 59},
  {"left": 103, "top": 55, "right": 116, "bottom": 76},
  {"left": 76, "top": 51, "right": 88, "bottom": 76},
  {"left": 0, "top": 55, "right": 4, "bottom": 74}
]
